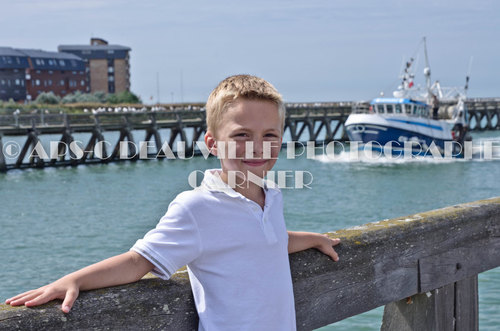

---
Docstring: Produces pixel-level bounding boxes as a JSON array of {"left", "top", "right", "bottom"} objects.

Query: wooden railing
[{"left": 1, "top": 197, "right": 499, "bottom": 330}]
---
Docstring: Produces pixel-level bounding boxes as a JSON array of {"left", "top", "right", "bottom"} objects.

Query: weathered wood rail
[{"left": 1, "top": 197, "right": 499, "bottom": 330}]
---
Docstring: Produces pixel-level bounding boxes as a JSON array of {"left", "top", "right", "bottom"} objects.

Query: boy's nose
[{"left": 245, "top": 140, "right": 263, "bottom": 158}]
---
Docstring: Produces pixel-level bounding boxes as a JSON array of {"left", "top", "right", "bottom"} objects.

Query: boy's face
[{"left": 205, "top": 98, "right": 283, "bottom": 182}]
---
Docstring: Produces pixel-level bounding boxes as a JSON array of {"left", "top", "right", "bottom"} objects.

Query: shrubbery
[
  {"left": 35, "top": 92, "right": 61, "bottom": 105},
  {"left": 0, "top": 90, "right": 143, "bottom": 114},
  {"left": 61, "top": 91, "right": 141, "bottom": 104}
]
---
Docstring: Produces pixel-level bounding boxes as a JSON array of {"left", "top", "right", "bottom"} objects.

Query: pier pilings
[{"left": 0, "top": 98, "right": 499, "bottom": 172}]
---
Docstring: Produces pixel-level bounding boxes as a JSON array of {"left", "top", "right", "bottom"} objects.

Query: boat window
[
  {"left": 395, "top": 104, "right": 402, "bottom": 113},
  {"left": 386, "top": 104, "right": 393, "bottom": 114},
  {"left": 417, "top": 106, "right": 426, "bottom": 116},
  {"left": 406, "top": 104, "right": 413, "bottom": 114},
  {"left": 376, "top": 104, "right": 384, "bottom": 113}
]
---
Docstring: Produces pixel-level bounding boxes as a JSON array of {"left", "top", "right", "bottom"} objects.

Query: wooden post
[
  {"left": 0, "top": 134, "right": 7, "bottom": 172},
  {"left": 455, "top": 275, "right": 479, "bottom": 331},
  {"left": 381, "top": 276, "right": 478, "bottom": 331}
]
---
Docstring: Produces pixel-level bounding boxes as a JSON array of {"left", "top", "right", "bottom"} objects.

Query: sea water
[{"left": 0, "top": 131, "right": 499, "bottom": 330}]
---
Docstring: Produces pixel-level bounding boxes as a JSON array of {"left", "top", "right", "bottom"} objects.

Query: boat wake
[{"left": 313, "top": 137, "right": 500, "bottom": 165}]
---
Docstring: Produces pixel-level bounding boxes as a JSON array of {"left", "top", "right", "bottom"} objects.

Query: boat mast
[{"left": 423, "top": 37, "right": 432, "bottom": 102}]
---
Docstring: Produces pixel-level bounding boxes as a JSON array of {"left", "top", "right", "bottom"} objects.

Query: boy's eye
[
  {"left": 233, "top": 133, "right": 248, "bottom": 137},
  {"left": 264, "top": 133, "right": 280, "bottom": 139}
]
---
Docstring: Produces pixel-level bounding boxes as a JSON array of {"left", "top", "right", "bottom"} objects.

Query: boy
[{"left": 6, "top": 75, "right": 340, "bottom": 330}]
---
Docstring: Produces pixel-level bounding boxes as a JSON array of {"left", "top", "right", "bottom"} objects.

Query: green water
[{"left": 1, "top": 131, "right": 499, "bottom": 330}]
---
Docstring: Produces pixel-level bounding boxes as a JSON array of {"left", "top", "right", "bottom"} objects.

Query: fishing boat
[{"left": 345, "top": 37, "right": 471, "bottom": 157}]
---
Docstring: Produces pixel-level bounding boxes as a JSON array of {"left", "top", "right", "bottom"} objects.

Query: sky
[{"left": 1, "top": 0, "right": 499, "bottom": 103}]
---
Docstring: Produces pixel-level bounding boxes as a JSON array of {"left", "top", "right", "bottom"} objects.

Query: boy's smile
[{"left": 205, "top": 98, "right": 283, "bottom": 187}]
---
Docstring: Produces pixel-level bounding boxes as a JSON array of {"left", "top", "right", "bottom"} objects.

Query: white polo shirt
[{"left": 131, "top": 169, "right": 296, "bottom": 331}]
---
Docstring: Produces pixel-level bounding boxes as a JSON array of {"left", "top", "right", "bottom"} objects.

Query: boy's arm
[
  {"left": 5, "top": 251, "right": 154, "bottom": 313},
  {"left": 287, "top": 231, "right": 340, "bottom": 261}
]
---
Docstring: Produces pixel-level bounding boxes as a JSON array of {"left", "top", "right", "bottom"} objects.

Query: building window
[
  {"left": 35, "top": 59, "right": 41, "bottom": 65},
  {"left": 40, "top": 59, "right": 45, "bottom": 65},
  {"left": 48, "top": 79, "right": 53, "bottom": 86},
  {"left": 36, "top": 70, "right": 41, "bottom": 74},
  {"left": 59, "top": 60, "right": 66, "bottom": 66},
  {"left": 107, "top": 50, "right": 114, "bottom": 54},
  {"left": 35, "top": 79, "right": 40, "bottom": 86},
  {"left": 72, "top": 71, "right": 77, "bottom": 75},
  {"left": 108, "top": 66, "right": 114, "bottom": 73},
  {"left": 71, "top": 60, "right": 77, "bottom": 67},
  {"left": 80, "top": 80, "right": 85, "bottom": 86},
  {"left": 60, "top": 80, "right": 65, "bottom": 86},
  {"left": 82, "top": 50, "right": 91, "bottom": 55},
  {"left": 14, "top": 69, "right": 19, "bottom": 73},
  {"left": 48, "top": 59, "right": 54, "bottom": 65},
  {"left": 108, "top": 76, "right": 114, "bottom": 82},
  {"left": 48, "top": 70, "right": 53, "bottom": 74},
  {"left": 0, "top": 80, "right": 5, "bottom": 85},
  {"left": 15, "top": 79, "right": 20, "bottom": 85}
]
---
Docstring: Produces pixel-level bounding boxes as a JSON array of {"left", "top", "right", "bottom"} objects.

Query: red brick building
[{"left": 19, "top": 49, "right": 88, "bottom": 101}]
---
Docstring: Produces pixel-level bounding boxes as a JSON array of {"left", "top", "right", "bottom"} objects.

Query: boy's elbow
[{"left": 128, "top": 251, "right": 155, "bottom": 280}]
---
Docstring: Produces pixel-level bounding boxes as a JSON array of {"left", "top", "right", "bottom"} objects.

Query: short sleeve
[{"left": 131, "top": 200, "right": 202, "bottom": 280}]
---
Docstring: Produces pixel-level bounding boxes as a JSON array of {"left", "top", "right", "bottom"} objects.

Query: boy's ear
[{"left": 204, "top": 131, "right": 218, "bottom": 156}]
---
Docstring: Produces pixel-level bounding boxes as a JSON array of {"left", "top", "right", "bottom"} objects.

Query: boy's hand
[
  {"left": 287, "top": 231, "right": 341, "bottom": 261},
  {"left": 5, "top": 276, "right": 80, "bottom": 313},
  {"left": 313, "top": 234, "right": 341, "bottom": 262},
  {"left": 5, "top": 251, "right": 154, "bottom": 314}
]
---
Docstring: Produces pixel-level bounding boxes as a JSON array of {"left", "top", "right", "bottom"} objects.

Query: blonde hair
[{"left": 205, "top": 74, "right": 285, "bottom": 136}]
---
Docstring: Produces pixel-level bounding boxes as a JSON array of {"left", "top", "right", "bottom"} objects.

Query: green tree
[
  {"left": 35, "top": 92, "right": 61, "bottom": 105},
  {"left": 107, "top": 91, "right": 141, "bottom": 104}
]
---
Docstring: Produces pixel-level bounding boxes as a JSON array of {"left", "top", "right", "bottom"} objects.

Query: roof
[
  {"left": 0, "top": 47, "right": 30, "bottom": 69},
  {"left": 370, "top": 98, "right": 428, "bottom": 106},
  {"left": 15, "top": 48, "right": 85, "bottom": 71},
  {"left": 0, "top": 47, "right": 28, "bottom": 57},
  {"left": 16, "top": 48, "right": 83, "bottom": 60},
  {"left": 58, "top": 44, "right": 131, "bottom": 51}
]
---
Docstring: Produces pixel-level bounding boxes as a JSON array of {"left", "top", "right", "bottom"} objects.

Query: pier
[
  {"left": 0, "top": 98, "right": 499, "bottom": 172},
  {"left": 1, "top": 197, "right": 499, "bottom": 330}
]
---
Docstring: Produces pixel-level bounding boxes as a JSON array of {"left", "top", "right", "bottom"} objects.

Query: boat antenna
[
  {"left": 464, "top": 56, "right": 473, "bottom": 95},
  {"left": 423, "top": 37, "right": 432, "bottom": 98}
]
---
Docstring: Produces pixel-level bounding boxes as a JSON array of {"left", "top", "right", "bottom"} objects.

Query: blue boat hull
[{"left": 345, "top": 124, "right": 448, "bottom": 150}]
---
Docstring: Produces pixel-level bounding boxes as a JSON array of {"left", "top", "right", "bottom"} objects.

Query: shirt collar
[{"left": 197, "top": 169, "right": 280, "bottom": 198}]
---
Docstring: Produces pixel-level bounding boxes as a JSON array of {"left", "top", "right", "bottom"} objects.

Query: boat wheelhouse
[{"left": 345, "top": 98, "right": 456, "bottom": 155}]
